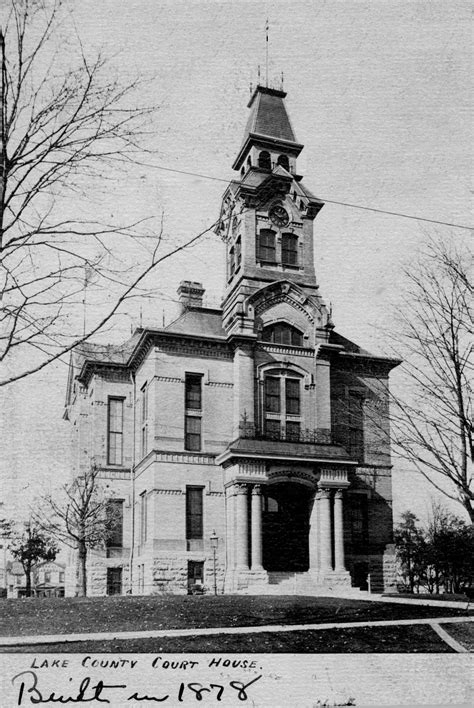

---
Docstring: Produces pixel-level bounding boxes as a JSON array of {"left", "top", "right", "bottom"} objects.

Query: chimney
[{"left": 177, "top": 281, "right": 205, "bottom": 312}]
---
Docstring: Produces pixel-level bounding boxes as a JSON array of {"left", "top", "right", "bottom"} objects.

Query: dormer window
[
  {"left": 258, "top": 151, "right": 271, "bottom": 170},
  {"left": 277, "top": 154, "right": 289, "bottom": 171},
  {"left": 262, "top": 323, "right": 304, "bottom": 347}
]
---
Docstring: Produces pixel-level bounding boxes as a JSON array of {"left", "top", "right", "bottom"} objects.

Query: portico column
[
  {"left": 251, "top": 485, "right": 263, "bottom": 570},
  {"left": 333, "top": 489, "right": 346, "bottom": 571},
  {"left": 235, "top": 483, "right": 249, "bottom": 569},
  {"left": 318, "top": 487, "right": 333, "bottom": 573},
  {"left": 309, "top": 490, "right": 320, "bottom": 572},
  {"left": 225, "top": 486, "right": 235, "bottom": 568}
]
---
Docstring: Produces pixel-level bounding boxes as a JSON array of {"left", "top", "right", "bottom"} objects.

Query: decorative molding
[
  {"left": 237, "top": 460, "right": 266, "bottom": 476},
  {"left": 155, "top": 451, "right": 216, "bottom": 465},
  {"left": 97, "top": 468, "right": 131, "bottom": 480},
  {"left": 152, "top": 489, "right": 183, "bottom": 496},
  {"left": 205, "top": 381, "right": 234, "bottom": 388},
  {"left": 258, "top": 343, "right": 314, "bottom": 357},
  {"left": 155, "top": 337, "right": 232, "bottom": 360},
  {"left": 319, "top": 467, "right": 350, "bottom": 489},
  {"left": 154, "top": 376, "right": 182, "bottom": 384},
  {"left": 267, "top": 468, "right": 316, "bottom": 486}
]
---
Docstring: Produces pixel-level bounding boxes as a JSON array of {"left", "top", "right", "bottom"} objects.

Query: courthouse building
[{"left": 64, "top": 85, "right": 399, "bottom": 596}]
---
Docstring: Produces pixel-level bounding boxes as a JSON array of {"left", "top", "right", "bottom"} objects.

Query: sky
[{"left": 1, "top": 0, "right": 472, "bottom": 524}]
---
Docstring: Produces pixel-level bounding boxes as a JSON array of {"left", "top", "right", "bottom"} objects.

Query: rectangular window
[
  {"left": 44, "top": 571, "right": 51, "bottom": 584},
  {"left": 186, "top": 487, "right": 203, "bottom": 540},
  {"left": 140, "top": 383, "right": 148, "bottom": 458},
  {"left": 265, "top": 376, "right": 281, "bottom": 413},
  {"left": 107, "top": 397, "right": 124, "bottom": 465},
  {"left": 264, "top": 418, "right": 281, "bottom": 439},
  {"left": 351, "top": 495, "right": 369, "bottom": 550},
  {"left": 185, "top": 415, "right": 201, "bottom": 451},
  {"left": 285, "top": 378, "right": 300, "bottom": 415},
  {"left": 106, "top": 499, "right": 124, "bottom": 548},
  {"left": 141, "top": 382, "right": 148, "bottom": 423},
  {"left": 140, "top": 492, "right": 148, "bottom": 544},
  {"left": 286, "top": 420, "right": 301, "bottom": 441},
  {"left": 106, "top": 567, "right": 122, "bottom": 595},
  {"left": 185, "top": 374, "right": 202, "bottom": 410},
  {"left": 257, "top": 229, "right": 276, "bottom": 262},
  {"left": 348, "top": 392, "right": 364, "bottom": 458},
  {"left": 235, "top": 237, "right": 242, "bottom": 269},
  {"left": 59, "top": 572, "right": 65, "bottom": 583},
  {"left": 229, "top": 246, "right": 235, "bottom": 276},
  {"left": 282, "top": 233, "right": 298, "bottom": 266}
]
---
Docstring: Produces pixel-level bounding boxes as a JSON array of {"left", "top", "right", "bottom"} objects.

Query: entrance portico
[{"left": 219, "top": 449, "right": 353, "bottom": 592}]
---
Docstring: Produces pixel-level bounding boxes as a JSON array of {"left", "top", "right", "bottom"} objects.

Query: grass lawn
[
  {"left": 383, "top": 592, "right": 470, "bottom": 603},
  {"left": 0, "top": 624, "right": 455, "bottom": 653},
  {"left": 0, "top": 595, "right": 470, "bottom": 638},
  {"left": 441, "top": 622, "right": 474, "bottom": 651}
]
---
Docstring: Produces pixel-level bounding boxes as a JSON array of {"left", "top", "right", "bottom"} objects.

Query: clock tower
[{"left": 218, "top": 85, "right": 330, "bottom": 339}]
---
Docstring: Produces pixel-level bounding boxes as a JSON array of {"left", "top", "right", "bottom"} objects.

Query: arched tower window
[
  {"left": 258, "top": 151, "right": 271, "bottom": 170},
  {"left": 262, "top": 323, "right": 303, "bottom": 347},
  {"left": 247, "top": 155, "right": 252, "bottom": 169},
  {"left": 277, "top": 154, "right": 289, "bottom": 171},
  {"left": 263, "top": 370, "right": 302, "bottom": 441},
  {"left": 257, "top": 229, "right": 276, "bottom": 262},
  {"left": 281, "top": 233, "right": 298, "bottom": 266}
]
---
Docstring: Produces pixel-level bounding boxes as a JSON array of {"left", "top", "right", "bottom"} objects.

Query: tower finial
[{"left": 265, "top": 18, "right": 269, "bottom": 87}]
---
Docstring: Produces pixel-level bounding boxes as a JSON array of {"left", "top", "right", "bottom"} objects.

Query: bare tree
[
  {"left": 389, "top": 237, "right": 473, "bottom": 521},
  {"left": 0, "top": 0, "right": 213, "bottom": 387},
  {"left": 38, "top": 464, "right": 119, "bottom": 596}
]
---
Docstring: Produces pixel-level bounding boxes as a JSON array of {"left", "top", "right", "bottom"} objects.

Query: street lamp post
[{"left": 210, "top": 530, "right": 218, "bottom": 596}]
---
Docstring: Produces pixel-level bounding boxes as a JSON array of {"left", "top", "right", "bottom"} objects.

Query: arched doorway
[{"left": 262, "top": 482, "right": 312, "bottom": 572}]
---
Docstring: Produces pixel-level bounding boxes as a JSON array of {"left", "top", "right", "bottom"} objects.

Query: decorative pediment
[{"left": 247, "top": 280, "right": 322, "bottom": 325}]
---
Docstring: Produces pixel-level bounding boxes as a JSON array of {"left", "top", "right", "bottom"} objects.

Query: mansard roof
[
  {"left": 165, "top": 307, "right": 225, "bottom": 338},
  {"left": 233, "top": 86, "right": 304, "bottom": 170},
  {"left": 245, "top": 86, "right": 298, "bottom": 144}
]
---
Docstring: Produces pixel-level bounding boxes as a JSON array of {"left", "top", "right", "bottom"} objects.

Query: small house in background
[
  {"left": 5, "top": 560, "right": 65, "bottom": 598},
  {"left": 33, "top": 561, "right": 66, "bottom": 598},
  {"left": 64, "top": 85, "right": 400, "bottom": 597}
]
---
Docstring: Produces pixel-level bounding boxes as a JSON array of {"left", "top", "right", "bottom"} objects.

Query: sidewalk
[
  {"left": 1, "top": 615, "right": 473, "bottom": 651},
  {"left": 330, "top": 590, "right": 472, "bottom": 610}
]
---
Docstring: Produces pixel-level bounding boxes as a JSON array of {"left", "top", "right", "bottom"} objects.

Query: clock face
[{"left": 269, "top": 204, "right": 290, "bottom": 227}]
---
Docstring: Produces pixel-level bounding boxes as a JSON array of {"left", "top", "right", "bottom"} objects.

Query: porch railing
[{"left": 238, "top": 422, "right": 334, "bottom": 445}]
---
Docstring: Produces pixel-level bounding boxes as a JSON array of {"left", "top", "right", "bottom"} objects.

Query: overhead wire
[{"left": 139, "top": 162, "right": 473, "bottom": 231}]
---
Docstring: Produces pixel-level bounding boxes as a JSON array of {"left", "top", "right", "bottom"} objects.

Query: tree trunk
[
  {"left": 77, "top": 542, "right": 88, "bottom": 597},
  {"left": 25, "top": 562, "right": 32, "bottom": 598}
]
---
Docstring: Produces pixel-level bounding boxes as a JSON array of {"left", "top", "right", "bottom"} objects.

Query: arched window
[
  {"left": 257, "top": 229, "right": 276, "bottom": 262},
  {"left": 262, "top": 323, "right": 303, "bottom": 347},
  {"left": 281, "top": 233, "right": 298, "bottom": 266},
  {"left": 258, "top": 151, "right": 271, "bottom": 170},
  {"left": 240, "top": 166, "right": 245, "bottom": 178},
  {"left": 277, "top": 154, "right": 289, "bottom": 171},
  {"left": 247, "top": 155, "right": 252, "bottom": 169},
  {"left": 263, "top": 370, "right": 302, "bottom": 441}
]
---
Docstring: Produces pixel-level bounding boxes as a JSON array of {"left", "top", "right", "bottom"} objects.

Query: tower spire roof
[{"left": 232, "top": 85, "right": 303, "bottom": 171}]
